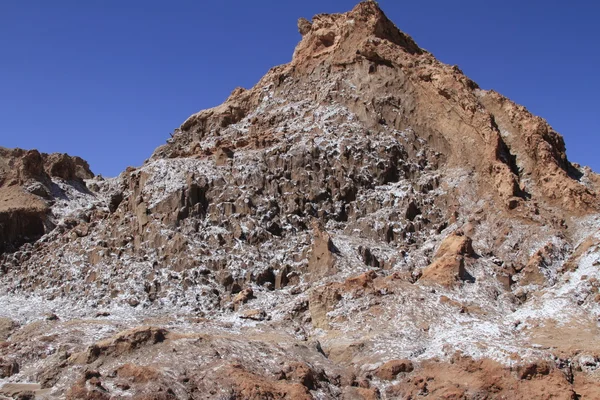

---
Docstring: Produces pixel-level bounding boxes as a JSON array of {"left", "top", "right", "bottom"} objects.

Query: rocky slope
[{"left": 1, "top": 2, "right": 600, "bottom": 399}]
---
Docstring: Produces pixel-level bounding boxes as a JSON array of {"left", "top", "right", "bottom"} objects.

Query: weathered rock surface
[
  {"left": 1, "top": 2, "right": 600, "bottom": 398},
  {"left": 421, "top": 231, "right": 475, "bottom": 286},
  {"left": 0, "top": 147, "right": 95, "bottom": 255}
]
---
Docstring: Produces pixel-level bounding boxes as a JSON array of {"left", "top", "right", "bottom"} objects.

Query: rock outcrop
[
  {"left": 0, "top": 147, "right": 94, "bottom": 255},
  {"left": 421, "top": 231, "right": 475, "bottom": 287}
]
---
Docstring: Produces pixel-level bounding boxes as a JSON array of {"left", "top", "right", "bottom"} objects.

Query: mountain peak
[{"left": 293, "top": 1, "right": 422, "bottom": 67}]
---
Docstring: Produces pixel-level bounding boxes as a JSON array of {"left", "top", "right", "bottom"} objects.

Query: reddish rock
[{"left": 374, "top": 359, "right": 414, "bottom": 381}]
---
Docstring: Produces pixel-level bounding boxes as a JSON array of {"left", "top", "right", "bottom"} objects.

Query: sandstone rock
[
  {"left": 517, "top": 361, "right": 552, "bottom": 380},
  {"left": 45, "top": 153, "right": 77, "bottom": 180},
  {"left": 421, "top": 232, "right": 475, "bottom": 287},
  {"left": 116, "top": 363, "right": 160, "bottom": 383},
  {"left": 108, "top": 192, "right": 123, "bottom": 213},
  {"left": 20, "top": 150, "right": 45, "bottom": 180},
  {"left": 374, "top": 359, "right": 414, "bottom": 380},
  {"left": 214, "top": 147, "right": 234, "bottom": 166},
  {"left": 0, "top": 147, "right": 95, "bottom": 254},
  {"left": 309, "top": 284, "right": 342, "bottom": 330},
  {"left": 283, "top": 362, "right": 325, "bottom": 390},
  {"left": 435, "top": 231, "right": 474, "bottom": 258},
  {"left": 66, "top": 378, "right": 110, "bottom": 400},
  {"left": 225, "top": 364, "right": 312, "bottom": 400},
  {"left": 388, "top": 356, "right": 578, "bottom": 399},
  {"left": 298, "top": 18, "right": 313, "bottom": 36},
  {"left": 71, "top": 327, "right": 168, "bottom": 365},
  {"left": 0, "top": 206, "right": 48, "bottom": 255},
  {"left": 307, "top": 220, "right": 339, "bottom": 281},
  {"left": 44, "top": 152, "right": 94, "bottom": 181},
  {"left": 135, "top": 202, "right": 149, "bottom": 233},
  {"left": 233, "top": 288, "right": 254, "bottom": 305},
  {"left": 344, "top": 271, "right": 378, "bottom": 290},
  {"left": 421, "top": 256, "right": 469, "bottom": 287},
  {"left": 518, "top": 243, "right": 560, "bottom": 287}
]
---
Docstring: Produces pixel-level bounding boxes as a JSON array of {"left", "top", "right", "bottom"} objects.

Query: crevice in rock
[{"left": 491, "top": 116, "right": 531, "bottom": 200}]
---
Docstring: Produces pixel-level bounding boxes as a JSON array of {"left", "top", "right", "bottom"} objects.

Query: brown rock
[
  {"left": 421, "top": 232, "right": 475, "bottom": 287},
  {"left": 43, "top": 152, "right": 93, "bottom": 181},
  {"left": 435, "top": 231, "right": 474, "bottom": 258},
  {"left": 517, "top": 361, "right": 552, "bottom": 380},
  {"left": 0, "top": 147, "right": 95, "bottom": 254},
  {"left": 344, "top": 271, "right": 377, "bottom": 290},
  {"left": 19, "top": 150, "right": 46, "bottom": 182},
  {"left": 71, "top": 327, "right": 168, "bottom": 364},
  {"left": 0, "top": 358, "right": 19, "bottom": 378},
  {"left": 298, "top": 18, "right": 313, "bottom": 36},
  {"left": 214, "top": 147, "right": 234, "bottom": 166},
  {"left": 233, "top": 288, "right": 254, "bottom": 305},
  {"left": 421, "top": 256, "right": 469, "bottom": 287},
  {"left": 240, "top": 309, "right": 266, "bottom": 321},
  {"left": 225, "top": 364, "right": 312, "bottom": 400},
  {"left": 518, "top": 243, "right": 559, "bottom": 287},
  {"left": 135, "top": 202, "right": 150, "bottom": 233},
  {"left": 309, "top": 284, "right": 342, "bottom": 330},
  {"left": 0, "top": 384, "right": 45, "bottom": 400},
  {"left": 387, "top": 356, "right": 578, "bottom": 399},
  {"left": 0, "top": 318, "right": 18, "bottom": 341},
  {"left": 307, "top": 220, "right": 339, "bottom": 280},
  {"left": 45, "top": 153, "right": 77, "bottom": 180},
  {"left": 374, "top": 359, "right": 414, "bottom": 380},
  {"left": 45, "top": 312, "right": 59, "bottom": 321},
  {"left": 284, "top": 362, "right": 328, "bottom": 391},
  {"left": 116, "top": 363, "right": 159, "bottom": 383},
  {"left": 343, "top": 387, "right": 380, "bottom": 400},
  {"left": 275, "top": 265, "right": 291, "bottom": 289}
]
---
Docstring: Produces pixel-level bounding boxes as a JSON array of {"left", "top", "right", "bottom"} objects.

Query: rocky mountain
[{"left": 1, "top": 2, "right": 600, "bottom": 399}]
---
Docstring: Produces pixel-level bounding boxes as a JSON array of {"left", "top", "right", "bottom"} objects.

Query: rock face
[
  {"left": 1, "top": 2, "right": 600, "bottom": 399},
  {"left": 0, "top": 147, "right": 94, "bottom": 255}
]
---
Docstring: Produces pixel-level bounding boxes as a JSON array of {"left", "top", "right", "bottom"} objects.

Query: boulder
[
  {"left": 421, "top": 232, "right": 475, "bottom": 287},
  {"left": 374, "top": 359, "right": 414, "bottom": 381}
]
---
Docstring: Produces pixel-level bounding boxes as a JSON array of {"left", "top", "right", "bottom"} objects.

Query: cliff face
[
  {"left": 1, "top": 2, "right": 600, "bottom": 399},
  {"left": 0, "top": 147, "right": 94, "bottom": 256}
]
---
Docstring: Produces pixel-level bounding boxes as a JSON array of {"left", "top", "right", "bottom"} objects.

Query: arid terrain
[{"left": 1, "top": 2, "right": 600, "bottom": 399}]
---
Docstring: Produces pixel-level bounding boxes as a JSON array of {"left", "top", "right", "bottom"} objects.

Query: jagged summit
[
  {"left": 160, "top": 2, "right": 597, "bottom": 214},
  {"left": 293, "top": 1, "right": 423, "bottom": 63},
  {"left": 1, "top": 3, "right": 600, "bottom": 399}
]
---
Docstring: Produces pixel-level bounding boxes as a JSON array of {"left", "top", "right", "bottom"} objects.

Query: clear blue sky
[{"left": 1, "top": 1, "right": 598, "bottom": 176}]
